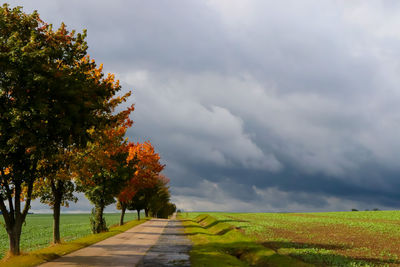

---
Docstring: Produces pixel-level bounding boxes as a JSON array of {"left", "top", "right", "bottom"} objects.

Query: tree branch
[
  {"left": 22, "top": 178, "right": 34, "bottom": 218},
  {"left": 0, "top": 199, "right": 11, "bottom": 228}
]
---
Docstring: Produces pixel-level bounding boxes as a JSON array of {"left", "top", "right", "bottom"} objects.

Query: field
[
  {"left": 182, "top": 211, "right": 400, "bottom": 266},
  {"left": 0, "top": 212, "right": 138, "bottom": 259}
]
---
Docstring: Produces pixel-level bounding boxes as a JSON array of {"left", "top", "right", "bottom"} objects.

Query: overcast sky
[{"left": 9, "top": 0, "right": 400, "bottom": 212}]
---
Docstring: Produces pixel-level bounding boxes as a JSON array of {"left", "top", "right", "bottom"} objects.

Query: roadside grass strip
[
  {"left": 1, "top": 218, "right": 148, "bottom": 267},
  {"left": 180, "top": 214, "right": 313, "bottom": 267}
]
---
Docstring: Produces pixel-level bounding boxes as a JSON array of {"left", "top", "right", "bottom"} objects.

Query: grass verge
[
  {"left": 1, "top": 218, "right": 148, "bottom": 267},
  {"left": 179, "top": 213, "right": 313, "bottom": 267}
]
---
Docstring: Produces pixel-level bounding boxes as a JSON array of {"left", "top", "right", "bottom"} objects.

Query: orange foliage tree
[{"left": 117, "top": 141, "right": 164, "bottom": 225}]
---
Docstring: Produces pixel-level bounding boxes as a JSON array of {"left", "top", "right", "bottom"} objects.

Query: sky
[{"left": 8, "top": 0, "right": 400, "bottom": 213}]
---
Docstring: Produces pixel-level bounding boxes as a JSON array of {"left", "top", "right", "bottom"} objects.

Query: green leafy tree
[
  {"left": 0, "top": 4, "right": 120, "bottom": 254},
  {"left": 125, "top": 190, "right": 146, "bottom": 221},
  {"left": 147, "top": 176, "right": 171, "bottom": 218},
  {"left": 158, "top": 202, "right": 176, "bottom": 219}
]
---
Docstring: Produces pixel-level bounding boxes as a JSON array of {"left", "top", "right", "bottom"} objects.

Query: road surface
[{"left": 39, "top": 214, "right": 191, "bottom": 267}]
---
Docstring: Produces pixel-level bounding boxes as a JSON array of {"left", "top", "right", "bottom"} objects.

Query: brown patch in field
[
  {"left": 289, "top": 213, "right": 400, "bottom": 227},
  {"left": 259, "top": 222, "right": 400, "bottom": 266},
  {"left": 346, "top": 217, "right": 400, "bottom": 226},
  {"left": 286, "top": 213, "right": 331, "bottom": 218}
]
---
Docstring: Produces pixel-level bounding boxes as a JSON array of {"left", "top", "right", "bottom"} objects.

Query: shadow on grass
[
  {"left": 201, "top": 219, "right": 250, "bottom": 230},
  {"left": 261, "top": 241, "right": 400, "bottom": 266},
  {"left": 262, "top": 241, "right": 352, "bottom": 250},
  {"left": 193, "top": 240, "right": 400, "bottom": 267},
  {"left": 286, "top": 250, "right": 400, "bottom": 267}
]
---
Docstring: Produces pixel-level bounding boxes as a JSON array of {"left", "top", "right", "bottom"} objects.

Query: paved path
[
  {"left": 138, "top": 215, "right": 191, "bottom": 266},
  {"left": 39, "top": 215, "right": 191, "bottom": 267}
]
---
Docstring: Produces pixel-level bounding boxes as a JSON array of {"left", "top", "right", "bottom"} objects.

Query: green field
[
  {"left": 0, "top": 212, "right": 138, "bottom": 259},
  {"left": 182, "top": 211, "right": 400, "bottom": 266}
]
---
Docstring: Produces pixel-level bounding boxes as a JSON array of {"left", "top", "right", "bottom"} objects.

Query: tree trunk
[
  {"left": 52, "top": 180, "right": 64, "bottom": 244},
  {"left": 0, "top": 164, "right": 35, "bottom": 256},
  {"left": 137, "top": 209, "right": 140, "bottom": 220},
  {"left": 53, "top": 196, "right": 62, "bottom": 243},
  {"left": 144, "top": 208, "right": 149, "bottom": 217},
  {"left": 94, "top": 204, "right": 106, "bottom": 233},
  {"left": 119, "top": 204, "right": 126, "bottom": 226},
  {"left": 7, "top": 223, "right": 22, "bottom": 256}
]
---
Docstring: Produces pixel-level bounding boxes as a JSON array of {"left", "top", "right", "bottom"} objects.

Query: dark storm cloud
[{"left": 9, "top": 0, "right": 400, "bottom": 212}]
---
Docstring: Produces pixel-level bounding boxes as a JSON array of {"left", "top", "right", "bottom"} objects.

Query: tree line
[{"left": 0, "top": 4, "right": 175, "bottom": 256}]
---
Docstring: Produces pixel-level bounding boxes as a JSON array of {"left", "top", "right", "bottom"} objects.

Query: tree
[
  {"left": 127, "top": 191, "right": 146, "bottom": 221},
  {"left": 32, "top": 150, "right": 78, "bottom": 244},
  {"left": 147, "top": 175, "right": 171, "bottom": 218},
  {"left": 158, "top": 202, "right": 176, "bottom": 219},
  {"left": 76, "top": 104, "right": 134, "bottom": 233},
  {"left": 117, "top": 141, "right": 164, "bottom": 224},
  {"left": 117, "top": 190, "right": 145, "bottom": 225},
  {"left": 0, "top": 4, "right": 120, "bottom": 254}
]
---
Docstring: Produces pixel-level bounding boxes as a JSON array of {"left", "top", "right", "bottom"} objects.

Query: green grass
[
  {"left": 0, "top": 212, "right": 139, "bottom": 259},
  {"left": 1, "top": 217, "right": 147, "bottom": 267},
  {"left": 182, "top": 211, "right": 400, "bottom": 267},
  {"left": 179, "top": 213, "right": 312, "bottom": 267}
]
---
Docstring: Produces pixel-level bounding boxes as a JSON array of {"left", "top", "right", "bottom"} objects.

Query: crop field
[
  {"left": 183, "top": 211, "right": 400, "bottom": 266},
  {"left": 0, "top": 212, "right": 138, "bottom": 259}
]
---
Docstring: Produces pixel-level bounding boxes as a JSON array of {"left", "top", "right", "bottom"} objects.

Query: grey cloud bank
[{"left": 9, "top": 0, "right": 400, "bottom": 212}]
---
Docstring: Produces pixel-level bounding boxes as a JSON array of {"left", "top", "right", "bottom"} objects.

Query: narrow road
[
  {"left": 39, "top": 215, "right": 191, "bottom": 267},
  {"left": 138, "top": 215, "right": 191, "bottom": 266}
]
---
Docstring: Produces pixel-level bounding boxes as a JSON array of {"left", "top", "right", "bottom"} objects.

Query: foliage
[
  {"left": 32, "top": 151, "right": 78, "bottom": 221},
  {"left": 117, "top": 141, "right": 167, "bottom": 222},
  {"left": 119, "top": 141, "right": 165, "bottom": 202},
  {"left": 0, "top": 3, "right": 123, "bottom": 254},
  {"left": 75, "top": 104, "right": 135, "bottom": 233},
  {"left": 157, "top": 202, "right": 176, "bottom": 219},
  {"left": 89, "top": 207, "right": 107, "bottom": 233},
  {"left": 122, "top": 174, "right": 174, "bottom": 219},
  {"left": 146, "top": 175, "right": 172, "bottom": 218}
]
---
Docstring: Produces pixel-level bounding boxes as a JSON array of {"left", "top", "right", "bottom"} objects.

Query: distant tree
[
  {"left": 0, "top": 4, "right": 120, "bottom": 255},
  {"left": 351, "top": 209, "right": 359, "bottom": 211},
  {"left": 117, "top": 141, "right": 164, "bottom": 224},
  {"left": 147, "top": 175, "right": 171, "bottom": 218},
  {"left": 125, "top": 190, "right": 147, "bottom": 221},
  {"left": 158, "top": 202, "right": 176, "bottom": 219}
]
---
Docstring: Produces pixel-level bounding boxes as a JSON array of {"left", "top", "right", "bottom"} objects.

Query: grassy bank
[
  {"left": 1, "top": 217, "right": 147, "bottom": 267},
  {"left": 180, "top": 213, "right": 312, "bottom": 266},
  {"left": 0, "top": 212, "right": 139, "bottom": 259},
  {"left": 183, "top": 211, "right": 400, "bottom": 266}
]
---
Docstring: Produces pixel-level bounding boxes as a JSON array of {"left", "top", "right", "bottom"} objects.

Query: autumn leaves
[{"left": 0, "top": 4, "right": 172, "bottom": 256}]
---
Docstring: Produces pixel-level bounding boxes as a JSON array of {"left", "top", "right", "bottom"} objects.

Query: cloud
[
  {"left": 172, "top": 180, "right": 388, "bottom": 212},
  {"left": 124, "top": 70, "right": 282, "bottom": 172}
]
